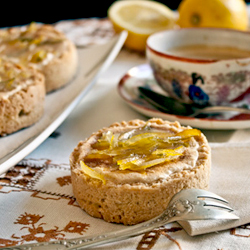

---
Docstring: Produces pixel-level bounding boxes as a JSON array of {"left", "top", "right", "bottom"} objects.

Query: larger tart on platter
[
  {"left": 0, "top": 57, "right": 45, "bottom": 136},
  {"left": 0, "top": 22, "right": 78, "bottom": 93},
  {"left": 70, "top": 118, "right": 211, "bottom": 225}
]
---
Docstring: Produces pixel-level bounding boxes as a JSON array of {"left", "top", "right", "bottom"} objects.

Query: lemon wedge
[
  {"left": 108, "top": 0, "right": 177, "bottom": 51},
  {"left": 177, "top": 0, "right": 248, "bottom": 30}
]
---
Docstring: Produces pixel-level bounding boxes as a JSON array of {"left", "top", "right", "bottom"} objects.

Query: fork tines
[
  {"left": 203, "top": 200, "right": 234, "bottom": 212},
  {"left": 196, "top": 189, "right": 229, "bottom": 204},
  {"left": 194, "top": 189, "right": 239, "bottom": 219}
]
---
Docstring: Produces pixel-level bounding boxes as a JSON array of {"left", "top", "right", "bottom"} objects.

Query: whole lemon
[{"left": 177, "top": 0, "right": 248, "bottom": 30}]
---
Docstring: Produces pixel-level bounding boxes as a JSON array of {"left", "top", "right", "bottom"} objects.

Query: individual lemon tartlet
[
  {"left": 0, "top": 22, "right": 78, "bottom": 93},
  {"left": 70, "top": 118, "right": 211, "bottom": 225},
  {"left": 0, "top": 57, "right": 45, "bottom": 136}
]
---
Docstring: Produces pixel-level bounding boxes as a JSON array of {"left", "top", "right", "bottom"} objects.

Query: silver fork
[{"left": 4, "top": 189, "right": 238, "bottom": 250}]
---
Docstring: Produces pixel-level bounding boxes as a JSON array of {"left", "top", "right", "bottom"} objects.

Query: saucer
[{"left": 117, "top": 64, "right": 250, "bottom": 130}]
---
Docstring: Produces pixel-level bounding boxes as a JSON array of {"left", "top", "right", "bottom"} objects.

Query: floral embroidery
[
  {"left": 0, "top": 238, "right": 18, "bottom": 247},
  {"left": 63, "top": 221, "right": 89, "bottom": 235},
  {"left": 137, "top": 226, "right": 183, "bottom": 250},
  {"left": 18, "top": 226, "right": 65, "bottom": 242},
  {"left": 11, "top": 212, "right": 90, "bottom": 244},
  {"left": 57, "top": 175, "right": 71, "bottom": 186},
  {"left": 231, "top": 223, "right": 250, "bottom": 237},
  {"left": 15, "top": 212, "right": 42, "bottom": 225}
]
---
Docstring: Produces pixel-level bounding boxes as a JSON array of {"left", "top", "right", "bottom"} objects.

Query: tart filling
[{"left": 80, "top": 123, "right": 202, "bottom": 184}]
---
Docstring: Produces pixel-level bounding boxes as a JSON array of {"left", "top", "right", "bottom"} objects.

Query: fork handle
[
  {"left": 5, "top": 212, "right": 174, "bottom": 250},
  {"left": 5, "top": 196, "right": 197, "bottom": 250},
  {"left": 65, "top": 214, "right": 173, "bottom": 249},
  {"left": 3, "top": 195, "right": 206, "bottom": 249}
]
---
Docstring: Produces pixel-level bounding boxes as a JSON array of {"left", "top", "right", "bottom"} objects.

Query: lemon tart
[{"left": 70, "top": 118, "right": 211, "bottom": 225}]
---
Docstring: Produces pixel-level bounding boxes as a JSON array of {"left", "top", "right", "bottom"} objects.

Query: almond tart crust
[
  {"left": 0, "top": 57, "right": 45, "bottom": 136},
  {"left": 70, "top": 118, "right": 211, "bottom": 225}
]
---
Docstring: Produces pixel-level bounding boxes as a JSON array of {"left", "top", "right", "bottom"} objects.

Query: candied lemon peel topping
[
  {"left": 0, "top": 22, "right": 65, "bottom": 66},
  {"left": 30, "top": 50, "right": 48, "bottom": 63},
  {"left": 4, "top": 22, "right": 64, "bottom": 46},
  {"left": 0, "top": 59, "right": 34, "bottom": 92},
  {"left": 80, "top": 127, "right": 201, "bottom": 182},
  {"left": 80, "top": 161, "right": 106, "bottom": 184}
]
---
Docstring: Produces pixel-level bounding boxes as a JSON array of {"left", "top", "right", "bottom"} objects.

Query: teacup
[{"left": 146, "top": 28, "right": 250, "bottom": 106}]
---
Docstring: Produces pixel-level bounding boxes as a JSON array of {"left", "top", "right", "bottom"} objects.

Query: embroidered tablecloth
[{"left": 1, "top": 18, "right": 250, "bottom": 249}]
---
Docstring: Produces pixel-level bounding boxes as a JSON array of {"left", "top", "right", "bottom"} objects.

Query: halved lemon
[
  {"left": 177, "top": 0, "right": 249, "bottom": 30},
  {"left": 108, "top": 0, "right": 177, "bottom": 51}
]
